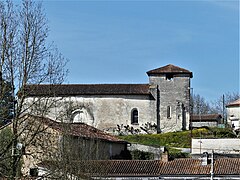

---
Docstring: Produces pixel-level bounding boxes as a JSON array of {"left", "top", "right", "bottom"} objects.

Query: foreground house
[
  {"left": 23, "top": 64, "right": 193, "bottom": 134},
  {"left": 0, "top": 115, "right": 128, "bottom": 176}
]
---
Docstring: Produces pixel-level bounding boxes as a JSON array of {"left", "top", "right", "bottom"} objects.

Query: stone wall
[
  {"left": 149, "top": 74, "right": 191, "bottom": 132},
  {"left": 25, "top": 95, "right": 157, "bottom": 134}
]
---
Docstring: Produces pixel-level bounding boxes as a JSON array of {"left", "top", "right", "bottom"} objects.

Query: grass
[{"left": 118, "top": 127, "right": 237, "bottom": 148}]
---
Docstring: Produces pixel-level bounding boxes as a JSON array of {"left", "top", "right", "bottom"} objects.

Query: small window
[
  {"left": 166, "top": 74, "right": 173, "bottom": 81},
  {"left": 131, "top": 109, "right": 138, "bottom": 124},
  {"left": 30, "top": 168, "right": 38, "bottom": 177},
  {"left": 167, "top": 106, "right": 171, "bottom": 119}
]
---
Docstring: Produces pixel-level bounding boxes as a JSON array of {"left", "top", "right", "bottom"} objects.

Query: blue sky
[{"left": 43, "top": 0, "right": 239, "bottom": 102}]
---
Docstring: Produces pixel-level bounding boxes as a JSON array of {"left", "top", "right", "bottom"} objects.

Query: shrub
[{"left": 130, "top": 150, "right": 154, "bottom": 160}]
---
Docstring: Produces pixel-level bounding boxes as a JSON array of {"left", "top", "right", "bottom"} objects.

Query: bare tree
[
  {"left": 0, "top": 0, "right": 67, "bottom": 178},
  {"left": 210, "top": 92, "right": 240, "bottom": 123},
  {"left": 192, "top": 94, "right": 211, "bottom": 115}
]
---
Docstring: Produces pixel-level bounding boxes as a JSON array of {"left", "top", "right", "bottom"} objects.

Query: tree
[
  {"left": 0, "top": 0, "right": 67, "bottom": 178},
  {"left": 0, "top": 77, "right": 14, "bottom": 126},
  {"left": 191, "top": 94, "right": 211, "bottom": 115},
  {"left": 210, "top": 92, "right": 240, "bottom": 123},
  {"left": 191, "top": 92, "right": 240, "bottom": 116},
  {"left": 0, "top": 126, "right": 14, "bottom": 177}
]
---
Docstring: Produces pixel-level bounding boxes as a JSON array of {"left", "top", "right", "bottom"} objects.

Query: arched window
[
  {"left": 71, "top": 107, "right": 94, "bottom": 126},
  {"left": 131, "top": 109, "right": 138, "bottom": 124},
  {"left": 72, "top": 110, "right": 86, "bottom": 123}
]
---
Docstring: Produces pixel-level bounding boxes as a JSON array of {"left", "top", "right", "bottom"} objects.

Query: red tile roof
[
  {"left": 39, "top": 160, "right": 164, "bottom": 177},
  {"left": 39, "top": 158, "right": 240, "bottom": 177},
  {"left": 160, "top": 158, "right": 210, "bottom": 175},
  {"left": 226, "top": 99, "right": 240, "bottom": 107},
  {"left": 23, "top": 84, "right": 150, "bottom": 97},
  {"left": 191, "top": 114, "right": 222, "bottom": 122},
  {"left": 93, "top": 158, "right": 240, "bottom": 177},
  {"left": 214, "top": 158, "right": 240, "bottom": 175},
  {"left": 147, "top": 64, "right": 193, "bottom": 78},
  {"left": 84, "top": 160, "right": 163, "bottom": 177},
  {"left": 31, "top": 115, "right": 127, "bottom": 143}
]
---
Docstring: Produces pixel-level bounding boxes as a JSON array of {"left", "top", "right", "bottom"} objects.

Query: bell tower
[{"left": 147, "top": 64, "right": 193, "bottom": 132}]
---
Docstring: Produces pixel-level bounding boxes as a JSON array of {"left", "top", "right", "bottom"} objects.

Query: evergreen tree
[{"left": 0, "top": 74, "right": 14, "bottom": 126}]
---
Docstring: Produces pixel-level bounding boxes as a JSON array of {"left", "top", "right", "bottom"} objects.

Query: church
[{"left": 24, "top": 64, "right": 193, "bottom": 134}]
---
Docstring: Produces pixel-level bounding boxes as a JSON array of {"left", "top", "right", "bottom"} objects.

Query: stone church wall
[
  {"left": 24, "top": 95, "right": 157, "bottom": 134},
  {"left": 23, "top": 65, "right": 192, "bottom": 134},
  {"left": 149, "top": 74, "right": 191, "bottom": 132}
]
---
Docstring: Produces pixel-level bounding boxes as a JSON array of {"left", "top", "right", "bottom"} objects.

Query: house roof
[
  {"left": 29, "top": 115, "right": 127, "bottom": 143},
  {"left": 22, "top": 84, "right": 150, "bottom": 97},
  {"left": 160, "top": 158, "right": 216, "bottom": 176},
  {"left": 147, "top": 64, "right": 193, "bottom": 78},
  {"left": 80, "top": 160, "right": 163, "bottom": 177},
  {"left": 38, "top": 160, "right": 164, "bottom": 177},
  {"left": 226, "top": 99, "right": 240, "bottom": 107},
  {"left": 39, "top": 158, "right": 240, "bottom": 177},
  {"left": 214, "top": 158, "right": 240, "bottom": 175},
  {"left": 191, "top": 114, "right": 222, "bottom": 122}
]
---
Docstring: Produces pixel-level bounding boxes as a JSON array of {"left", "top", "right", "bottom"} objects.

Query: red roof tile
[
  {"left": 88, "top": 160, "right": 163, "bottom": 176},
  {"left": 31, "top": 115, "right": 126, "bottom": 143},
  {"left": 160, "top": 158, "right": 210, "bottom": 175},
  {"left": 39, "top": 158, "right": 240, "bottom": 177},
  {"left": 226, "top": 99, "right": 240, "bottom": 107},
  {"left": 39, "top": 160, "right": 164, "bottom": 177},
  {"left": 214, "top": 158, "right": 240, "bottom": 175}
]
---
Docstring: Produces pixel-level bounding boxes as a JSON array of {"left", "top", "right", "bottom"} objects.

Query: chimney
[
  {"left": 161, "top": 149, "right": 169, "bottom": 162},
  {"left": 200, "top": 152, "right": 210, "bottom": 165}
]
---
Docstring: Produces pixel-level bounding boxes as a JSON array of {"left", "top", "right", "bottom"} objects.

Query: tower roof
[{"left": 147, "top": 64, "right": 193, "bottom": 78}]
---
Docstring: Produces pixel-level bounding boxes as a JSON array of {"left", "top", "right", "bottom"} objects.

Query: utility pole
[
  {"left": 190, "top": 88, "right": 193, "bottom": 138},
  {"left": 210, "top": 150, "right": 214, "bottom": 180},
  {"left": 157, "top": 85, "right": 161, "bottom": 133},
  {"left": 222, "top": 94, "right": 225, "bottom": 125}
]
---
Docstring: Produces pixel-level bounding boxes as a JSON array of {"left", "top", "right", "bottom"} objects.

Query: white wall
[
  {"left": 24, "top": 95, "right": 157, "bottom": 134},
  {"left": 191, "top": 138, "right": 240, "bottom": 155},
  {"left": 227, "top": 106, "right": 240, "bottom": 129},
  {"left": 192, "top": 121, "right": 218, "bottom": 128}
]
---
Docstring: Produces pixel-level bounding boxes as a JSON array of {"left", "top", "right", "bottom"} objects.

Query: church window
[
  {"left": 131, "top": 109, "right": 138, "bottom": 124},
  {"left": 167, "top": 106, "right": 171, "bottom": 119},
  {"left": 71, "top": 107, "right": 94, "bottom": 126}
]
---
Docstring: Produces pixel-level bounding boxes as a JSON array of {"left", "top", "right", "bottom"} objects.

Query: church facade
[{"left": 24, "top": 64, "right": 193, "bottom": 134}]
